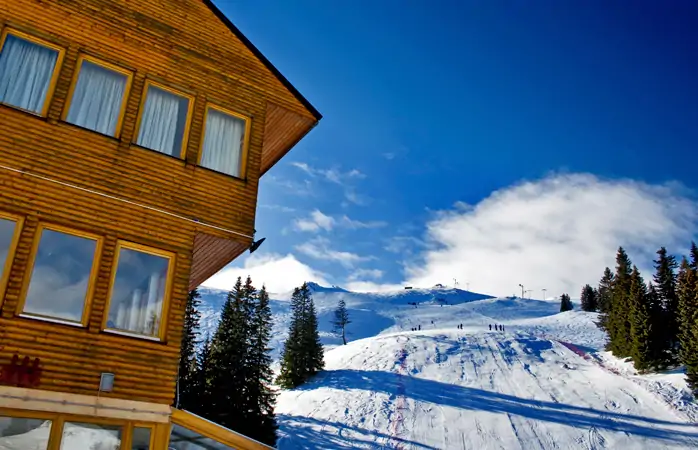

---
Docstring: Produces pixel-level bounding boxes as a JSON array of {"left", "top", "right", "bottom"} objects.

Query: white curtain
[
  {"left": 200, "top": 109, "right": 245, "bottom": 177},
  {"left": 0, "top": 35, "right": 58, "bottom": 114},
  {"left": 66, "top": 60, "right": 127, "bottom": 136},
  {"left": 115, "top": 271, "right": 163, "bottom": 336},
  {"left": 137, "top": 86, "right": 187, "bottom": 156}
]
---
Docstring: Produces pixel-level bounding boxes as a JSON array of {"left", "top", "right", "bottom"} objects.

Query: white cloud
[
  {"left": 290, "top": 162, "right": 370, "bottom": 205},
  {"left": 266, "top": 175, "right": 314, "bottom": 196},
  {"left": 295, "top": 237, "right": 374, "bottom": 268},
  {"left": 348, "top": 268, "right": 384, "bottom": 281},
  {"left": 384, "top": 236, "right": 425, "bottom": 254},
  {"left": 202, "top": 253, "right": 330, "bottom": 295},
  {"left": 340, "top": 215, "right": 387, "bottom": 229},
  {"left": 344, "top": 280, "right": 403, "bottom": 293},
  {"left": 290, "top": 162, "right": 365, "bottom": 185},
  {"left": 259, "top": 204, "right": 296, "bottom": 213},
  {"left": 402, "top": 173, "right": 698, "bottom": 297},
  {"left": 293, "top": 210, "right": 336, "bottom": 232},
  {"left": 290, "top": 162, "right": 313, "bottom": 175},
  {"left": 293, "top": 210, "right": 387, "bottom": 233},
  {"left": 343, "top": 188, "right": 371, "bottom": 206}
]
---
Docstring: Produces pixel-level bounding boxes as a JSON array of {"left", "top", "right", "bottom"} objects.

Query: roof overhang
[{"left": 260, "top": 102, "right": 317, "bottom": 175}]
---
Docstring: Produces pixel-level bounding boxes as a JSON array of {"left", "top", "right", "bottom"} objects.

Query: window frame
[
  {"left": 197, "top": 102, "right": 252, "bottom": 180},
  {"left": 61, "top": 54, "right": 134, "bottom": 138},
  {"left": 133, "top": 79, "right": 194, "bottom": 160},
  {"left": 0, "top": 407, "right": 157, "bottom": 450},
  {"left": 103, "top": 240, "right": 175, "bottom": 342},
  {"left": 0, "top": 212, "right": 24, "bottom": 306},
  {"left": 17, "top": 222, "right": 103, "bottom": 327},
  {"left": 0, "top": 27, "right": 66, "bottom": 117}
]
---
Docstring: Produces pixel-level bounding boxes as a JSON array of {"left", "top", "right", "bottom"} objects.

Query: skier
[
  {"left": 489, "top": 324, "right": 492, "bottom": 331},
  {"left": 502, "top": 325, "right": 505, "bottom": 332},
  {"left": 418, "top": 325, "right": 421, "bottom": 331}
]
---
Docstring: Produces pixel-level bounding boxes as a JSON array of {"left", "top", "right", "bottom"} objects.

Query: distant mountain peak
[{"left": 305, "top": 282, "right": 348, "bottom": 293}]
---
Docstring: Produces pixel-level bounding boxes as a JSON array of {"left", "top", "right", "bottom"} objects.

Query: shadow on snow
[
  {"left": 277, "top": 414, "right": 438, "bottom": 450},
  {"left": 289, "top": 369, "right": 698, "bottom": 446}
]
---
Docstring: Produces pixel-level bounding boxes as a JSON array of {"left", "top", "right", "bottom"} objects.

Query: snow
[{"left": 197, "top": 284, "right": 698, "bottom": 449}]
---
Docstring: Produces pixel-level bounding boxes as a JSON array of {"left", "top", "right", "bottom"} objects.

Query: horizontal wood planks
[
  {"left": 0, "top": 0, "right": 318, "bottom": 405},
  {"left": 189, "top": 233, "right": 249, "bottom": 291},
  {"left": 261, "top": 103, "right": 317, "bottom": 175},
  {"left": 0, "top": 197, "right": 208, "bottom": 403}
]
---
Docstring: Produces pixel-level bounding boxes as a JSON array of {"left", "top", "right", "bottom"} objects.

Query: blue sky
[{"left": 206, "top": 1, "right": 698, "bottom": 297}]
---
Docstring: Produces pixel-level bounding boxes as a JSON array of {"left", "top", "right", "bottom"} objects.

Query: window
[
  {"left": 21, "top": 225, "right": 101, "bottom": 325},
  {"left": 0, "top": 215, "right": 22, "bottom": 296},
  {"left": 65, "top": 56, "right": 132, "bottom": 136},
  {"left": 60, "top": 422, "right": 122, "bottom": 449},
  {"left": 0, "top": 415, "right": 52, "bottom": 449},
  {"left": 0, "top": 30, "right": 64, "bottom": 115},
  {"left": 135, "top": 81, "right": 192, "bottom": 158},
  {"left": 105, "top": 242, "right": 173, "bottom": 339},
  {"left": 199, "top": 105, "right": 250, "bottom": 178},
  {"left": 131, "top": 427, "right": 153, "bottom": 450}
]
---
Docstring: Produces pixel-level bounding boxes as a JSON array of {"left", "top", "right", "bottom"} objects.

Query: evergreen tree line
[
  {"left": 589, "top": 243, "right": 698, "bottom": 395},
  {"left": 176, "top": 277, "right": 278, "bottom": 446}
]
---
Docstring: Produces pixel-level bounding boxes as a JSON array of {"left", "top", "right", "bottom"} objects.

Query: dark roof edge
[{"left": 203, "top": 0, "right": 322, "bottom": 121}]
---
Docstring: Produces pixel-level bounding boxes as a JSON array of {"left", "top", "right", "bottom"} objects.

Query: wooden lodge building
[{"left": 0, "top": 0, "right": 320, "bottom": 448}]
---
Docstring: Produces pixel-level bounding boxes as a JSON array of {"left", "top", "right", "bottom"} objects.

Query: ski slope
[
  {"left": 197, "top": 283, "right": 698, "bottom": 449},
  {"left": 276, "top": 330, "right": 698, "bottom": 449}
]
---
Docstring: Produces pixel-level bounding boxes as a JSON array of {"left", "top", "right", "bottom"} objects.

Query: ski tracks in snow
[{"left": 278, "top": 330, "right": 698, "bottom": 449}]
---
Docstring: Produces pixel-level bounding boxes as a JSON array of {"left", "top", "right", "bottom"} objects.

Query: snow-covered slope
[
  {"left": 197, "top": 283, "right": 698, "bottom": 449},
  {"left": 276, "top": 330, "right": 698, "bottom": 449}
]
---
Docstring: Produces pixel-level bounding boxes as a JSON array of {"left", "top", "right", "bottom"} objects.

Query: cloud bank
[
  {"left": 204, "top": 173, "right": 697, "bottom": 298},
  {"left": 404, "top": 173, "right": 698, "bottom": 297},
  {"left": 203, "top": 253, "right": 330, "bottom": 295}
]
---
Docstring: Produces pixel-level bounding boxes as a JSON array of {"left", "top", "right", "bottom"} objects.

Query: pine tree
[
  {"left": 277, "top": 286, "right": 306, "bottom": 389},
  {"left": 191, "top": 334, "right": 213, "bottom": 416},
  {"left": 596, "top": 267, "right": 615, "bottom": 331},
  {"left": 606, "top": 247, "right": 634, "bottom": 358},
  {"left": 580, "top": 284, "right": 598, "bottom": 312},
  {"left": 653, "top": 247, "right": 679, "bottom": 354},
  {"left": 332, "top": 297, "right": 351, "bottom": 345},
  {"left": 646, "top": 282, "right": 667, "bottom": 366},
  {"left": 628, "top": 267, "right": 653, "bottom": 372},
  {"left": 208, "top": 277, "right": 249, "bottom": 429},
  {"left": 690, "top": 242, "right": 698, "bottom": 271},
  {"left": 559, "top": 293, "right": 573, "bottom": 312},
  {"left": 177, "top": 288, "right": 201, "bottom": 410},
  {"left": 246, "top": 285, "right": 278, "bottom": 446},
  {"left": 277, "top": 282, "right": 324, "bottom": 388},
  {"left": 677, "top": 257, "right": 698, "bottom": 395},
  {"left": 303, "top": 287, "right": 325, "bottom": 375},
  {"left": 597, "top": 267, "right": 614, "bottom": 313}
]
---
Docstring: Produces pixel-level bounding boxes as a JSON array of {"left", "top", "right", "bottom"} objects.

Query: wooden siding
[
  {"left": 0, "top": 0, "right": 322, "bottom": 405},
  {"left": 261, "top": 103, "right": 317, "bottom": 176},
  {"left": 189, "top": 233, "right": 249, "bottom": 291},
  {"left": 0, "top": 187, "right": 195, "bottom": 404}
]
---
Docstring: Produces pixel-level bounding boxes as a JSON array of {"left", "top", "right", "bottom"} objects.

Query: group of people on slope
[{"left": 489, "top": 324, "right": 505, "bottom": 332}]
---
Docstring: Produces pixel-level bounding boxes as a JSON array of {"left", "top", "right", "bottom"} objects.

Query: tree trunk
[{"left": 342, "top": 326, "right": 347, "bottom": 345}]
